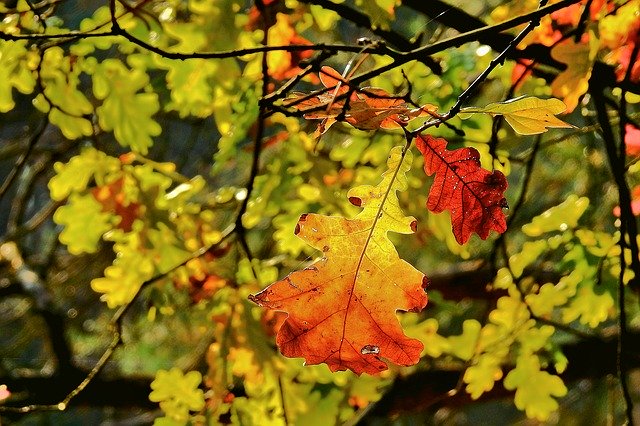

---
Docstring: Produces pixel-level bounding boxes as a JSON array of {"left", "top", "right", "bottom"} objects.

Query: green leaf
[
  {"left": 562, "top": 283, "right": 614, "bottom": 327},
  {"left": 37, "top": 47, "right": 93, "bottom": 139},
  {"left": 53, "top": 193, "right": 113, "bottom": 255},
  {"left": 504, "top": 355, "right": 567, "bottom": 421},
  {"left": 91, "top": 230, "right": 155, "bottom": 307},
  {"left": 522, "top": 195, "right": 590, "bottom": 236},
  {"left": 48, "top": 147, "right": 121, "bottom": 201},
  {"left": 405, "top": 318, "right": 451, "bottom": 358},
  {"left": 354, "top": 0, "right": 396, "bottom": 30},
  {"left": 463, "top": 354, "right": 503, "bottom": 399},
  {"left": 509, "top": 240, "right": 548, "bottom": 278},
  {"left": 525, "top": 270, "right": 582, "bottom": 316},
  {"left": 0, "top": 40, "right": 37, "bottom": 112},
  {"left": 460, "top": 96, "right": 573, "bottom": 135},
  {"left": 150, "top": 367, "right": 205, "bottom": 424},
  {"left": 93, "top": 59, "right": 161, "bottom": 154},
  {"left": 447, "top": 319, "right": 481, "bottom": 361}
]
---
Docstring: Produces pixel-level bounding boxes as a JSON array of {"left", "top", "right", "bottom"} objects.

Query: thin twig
[
  {"left": 235, "top": 0, "right": 272, "bottom": 260},
  {"left": 591, "top": 84, "right": 636, "bottom": 425},
  {"left": 0, "top": 119, "right": 48, "bottom": 203}
]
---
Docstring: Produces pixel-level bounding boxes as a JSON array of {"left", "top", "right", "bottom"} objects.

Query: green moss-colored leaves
[
  {"left": 522, "top": 195, "right": 590, "bottom": 236},
  {"left": 464, "top": 354, "right": 503, "bottom": 399},
  {"left": 563, "top": 284, "right": 614, "bottom": 327},
  {"left": 447, "top": 319, "right": 481, "bottom": 361},
  {"left": 36, "top": 47, "right": 93, "bottom": 139},
  {"left": 53, "top": 193, "right": 112, "bottom": 255},
  {"left": 93, "top": 59, "right": 161, "bottom": 154},
  {"left": 504, "top": 355, "right": 567, "bottom": 421},
  {"left": 48, "top": 147, "right": 121, "bottom": 201},
  {"left": 0, "top": 40, "right": 37, "bottom": 112},
  {"left": 150, "top": 368, "right": 205, "bottom": 424}
]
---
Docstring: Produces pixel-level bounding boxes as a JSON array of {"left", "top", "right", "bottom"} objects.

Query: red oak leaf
[
  {"left": 249, "top": 147, "right": 428, "bottom": 374},
  {"left": 416, "top": 135, "right": 508, "bottom": 245}
]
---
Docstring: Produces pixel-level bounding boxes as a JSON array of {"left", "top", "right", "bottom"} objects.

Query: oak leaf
[
  {"left": 416, "top": 134, "right": 508, "bottom": 245},
  {"left": 550, "top": 37, "right": 599, "bottom": 112},
  {"left": 286, "top": 66, "right": 436, "bottom": 136},
  {"left": 249, "top": 146, "right": 428, "bottom": 375}
]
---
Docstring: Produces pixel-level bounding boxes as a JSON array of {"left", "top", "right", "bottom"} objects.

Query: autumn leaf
[
  {"left": 286, "top": 66, "right": 436, "bottom": 136},
  {"left": 267, "top": 14, "right": 317, "bottom": 83},
  {"left": 249, "top": 146, "right": 428, "bottom": 375},
  {"left": 550, "top": 36, "right": 599, "bottom": 112},
  {"left": 460, "top": 96, "right": 573, "bottom": 135},
  {"left": 416, "top": 134, "right": 508, "bottom": 245}
]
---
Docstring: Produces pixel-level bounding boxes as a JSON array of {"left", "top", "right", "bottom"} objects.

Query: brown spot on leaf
[
  {"left": 349, "top": 196, "right": 362, "bottom": 206},
  {"left": 410, "top": 220, "right": 417, "bottom": 232},
  {"left": 422, "top": 276, "right": 431, "bottom": 291}
]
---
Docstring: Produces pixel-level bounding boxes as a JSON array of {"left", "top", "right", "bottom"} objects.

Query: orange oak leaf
[
  {"left": 286, "top": 66, "right": 437, "bottom": 136},
  {"left": 416, "top": 135, "right": 508, "bottom": 245},
  {"left": 249, "top": 146, "right": 428, "bottom": 375}
]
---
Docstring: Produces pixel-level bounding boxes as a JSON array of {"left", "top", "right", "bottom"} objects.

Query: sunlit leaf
[
  {"left": 93, "top": 59, "right": 161, "bottom": 154},
  {"left": 250, "top": 146, "right": 428, "bottom": 374},
  {"left": 522, "top": 195, "right": 589, "bottom": 236},
  {"left": 460, "top": 96, "right": 573, "bottom": 135},
  {"left": 504, "top": 355, "right": 567, "bottom": 421},
  {"left": 416, "top": 134, "right": 508, "bottom": 244},
  {"left": 53, "top": 193, "right": 113, "bottom": 255}
]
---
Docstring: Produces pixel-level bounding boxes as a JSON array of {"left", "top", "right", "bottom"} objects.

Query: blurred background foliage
[{"left": 0, "top": 0, "right": 639, "bottom": 424}]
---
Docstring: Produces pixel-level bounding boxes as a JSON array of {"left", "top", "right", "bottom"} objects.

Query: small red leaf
[{"left": 416, "top": 134, "right": 508, "bottom": 244}]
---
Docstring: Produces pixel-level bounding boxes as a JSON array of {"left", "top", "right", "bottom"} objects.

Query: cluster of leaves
[{"left": 1, "top": 0, "right": 639, "bottom": 424}]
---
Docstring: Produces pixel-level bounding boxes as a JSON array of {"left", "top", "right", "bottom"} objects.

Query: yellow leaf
[
  {"left": 522, "top": 195, "right": 590, "bottom": 237},
  {"left": 463, "top": 354, "right": 503, "bottom": 399},
  {"left": 53, "top": 193, "right": 112, "bottom": 255},
  {"left": 551, "top": 36, "right": 599, "bottom": 112},
  {"left": 447, "top": 319, "right": 481, "bottom": 361},
  {"left": 460, "top": 96, "right": 573, "bottom": 135},
  {"left": 562, "top": 284, "right": 614, "bottom": 327},
  {"left": 504, "top": 355, "right": 567, "bottom": 421}
]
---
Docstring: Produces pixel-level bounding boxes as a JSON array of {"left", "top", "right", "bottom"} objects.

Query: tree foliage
[{"left": 0, "top": 0, "right": 639, "bottom": 424}]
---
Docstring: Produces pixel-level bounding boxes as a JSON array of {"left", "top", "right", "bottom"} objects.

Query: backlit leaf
[
  {"left": 460, "top": 96, "right": 573, "bottom": 135},
  {"left": 447, "top": 319, "right": 481, "bottom": 361},
  {"left": 150, "top": 368, "right": 205, "bottom": 424},
  {"left": 0, "top": 40, "right": 37, "bottom": 112},
  {"left": 286, "top": 66, "right": 436, "bottom": 137},
  {"left": 550, "top": 36, "right": 599, "bottom": 112},
  {"left": 53, "top": 193, "right": 113, "bottom": 255},
  {"left": 37, "top": 47, "right": 93, "bottom": 139},
  {"left": 463, "top": 354, "right": 503, "bottom": 399},
  {"left": 522, "top": 195, "right": 589, "bottom": 236},
  {"left": 249, "top": 146, "right": 428, "bottom": 374},
  {"left": 48, "top": 147, "right": 121, "bottom": 201},
  {"left": 93, "top": 59, "right": 161, "bottom": 154},
  {"left": 504, "top": 355, "right": 567, "bottom": 421},
  {"left": 416, "top": 134, "right": 508, "bottom": 245}
]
